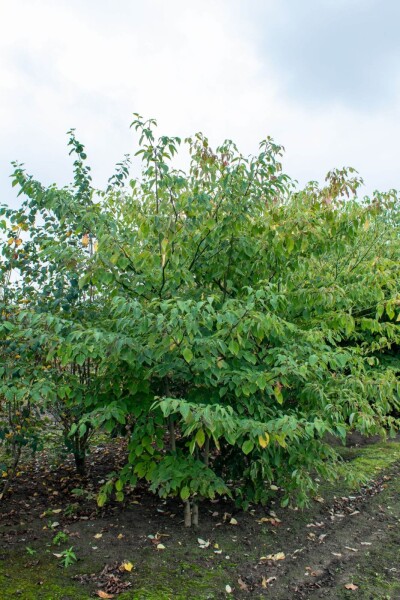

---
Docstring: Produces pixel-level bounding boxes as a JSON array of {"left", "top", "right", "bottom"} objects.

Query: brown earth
[{"left": 0, "top": 436, "right": 399, "bottom": 599}]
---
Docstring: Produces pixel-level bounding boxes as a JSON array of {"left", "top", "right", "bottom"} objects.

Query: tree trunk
[
  {"left": 192, "top": 501, "right": 199, "bottom": 528},
  {"left": 74, "top": 452, "right": 86, "bottom": 476},
  {"left": 184, "top": 500, "right": 192, "bottom": 527}
]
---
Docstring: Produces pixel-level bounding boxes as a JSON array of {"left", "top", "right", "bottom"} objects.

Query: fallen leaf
[
  {"left": 313, "top": 496, "right": 324, "bottom": 503},
  {"left": 96, "top": 591, "right": 114, "bottom": 599},
  {"left": 198, "top": 538, "right": 210, "bottom": 548},
  {"left": 156, "top": 543, "right": 166, "bottom": 550},
  {"left": 344, "top": 583, "right": 359, "bottom": 590},
  {"left": 52, "top": 509, "right": 62, "bottom": 514},
  {"left": 261, "top": 552, "right": 285, "bottom": 561},
  {"left": 225, "top": 584, "right": 232, "bottom": 594},
  {"left": 360, "top": 542, "right": 372, "bottom": 546},
  {"left": 120, "top": 561, "right": 133, "bottom": 572},
  {"left": 52, "top": 553, "right": 63, "bottom": 558},
  {"left": 238, "top": 578, "right": 248, "bottom": 591},
  {"left": 229, "top": 518, "right": 238, "bottom": 525},
  {"left": 117, "top": 533, "right": 124, "bottom": 539},
  {"left": 345, "top": 546, "right": 358, "bottom": 552},
  {"left": 94, "top": 533, "right": 103, "bottom": 539},
  {"left": 310, "top": 569, "right": 323, "bottom": 577},
  {"left": 258, "top": 517, "right": 281, "bottom": 526},
  {"left": 261, "top": 576, "right": 276, "bottom": 588}
]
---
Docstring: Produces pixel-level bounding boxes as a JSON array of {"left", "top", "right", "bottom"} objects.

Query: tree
[{"left": 2, "top": 116, "right": 399, "bottom": 521}]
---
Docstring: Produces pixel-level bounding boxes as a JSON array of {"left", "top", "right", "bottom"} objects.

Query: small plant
[
  {"left": 59, "top": 546, "right": 77, "bottom": 568},
  {"left": 64, "top": 503, "right": 79, "bottom": 517},
  {"left": 71, "top": 487, "right": 96, "bottom": 501},
  {"left": 52, "top": 531, "right": 68, "bottom": 546},
  {"left": 25, "top": 546, "right": 36, "bottom": 556}
]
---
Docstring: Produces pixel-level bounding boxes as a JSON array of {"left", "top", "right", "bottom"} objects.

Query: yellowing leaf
[
  {"left": 82, "top": 233, "right": 89, "bottom": 247},
  {"left": 258, "top": 433, "right": 270, "bottom": 448},
  {"left": 195, "top": 428, "right": 205, "bottom": 448},
  {"left": 261, "top": 552, "right": 285, "bottom": 561},
  {"left": 121, "top": 561, "right": 133, "bottom": 572},
  {"left": 273, "top": 384, "right": 283, "bottom": 404},
  {"left": 156, "top": 543, "right": 166, "bottom": 550}
]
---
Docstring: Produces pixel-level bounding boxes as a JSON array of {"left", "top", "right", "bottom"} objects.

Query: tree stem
[
  {"left": 184, "top": 500, "right": 192, "bottom": 527},
  {"left": 192, "top": 501, "right": 199, "bottom": 528}
]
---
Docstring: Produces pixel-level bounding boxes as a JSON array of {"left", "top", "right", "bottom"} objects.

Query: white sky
[{"left": 1, "top": 0, "right": 400, "bottom": 206}]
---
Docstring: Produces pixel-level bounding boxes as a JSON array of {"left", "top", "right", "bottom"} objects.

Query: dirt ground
[{"left": 0, "top": 435, "right": 399, "bottom": 599}]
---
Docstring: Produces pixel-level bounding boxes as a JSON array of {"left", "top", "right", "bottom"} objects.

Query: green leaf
[
  {"left": 180, "top": 486, "right": 190, "bottom": 500},
  {"left": 228, "top": 340, "right": 240, "bottom": 356},
  {"left": 182, "top": 348, "right": 193, "bottom": 363},
  {"left": 242, "top": 440, "right": 254, "bottom": 455}
]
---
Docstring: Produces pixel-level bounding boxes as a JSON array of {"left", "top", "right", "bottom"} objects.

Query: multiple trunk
[{"left": 184, "top": 499, "right": 199, "bottom": 528}]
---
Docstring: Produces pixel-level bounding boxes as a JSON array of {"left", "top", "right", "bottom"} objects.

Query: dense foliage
[{"left": 1, "top": 116, "right": 399, "bottom": 522}]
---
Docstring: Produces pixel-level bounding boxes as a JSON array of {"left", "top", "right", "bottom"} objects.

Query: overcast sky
[{"left": 1, "top": 0, "right": 400, "bottom": 207}]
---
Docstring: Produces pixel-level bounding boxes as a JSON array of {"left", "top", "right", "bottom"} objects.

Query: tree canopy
[{"left": 1, "top": 115, "right": 399, "bottom": 522}]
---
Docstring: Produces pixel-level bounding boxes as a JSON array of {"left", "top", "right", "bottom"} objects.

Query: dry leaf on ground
[
  {"left": 260, "top": 551, "right": 285, "bottom": 561},
  {"left": 344, "top": 583, "right": 359, "bottom": 590},
  {"left": 237, "top": 578, "right": 248, "bottom": 590}
]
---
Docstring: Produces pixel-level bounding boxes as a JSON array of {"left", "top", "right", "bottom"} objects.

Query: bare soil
[{"left": 0, "top": 436, "right": 399, "bottom": 599}]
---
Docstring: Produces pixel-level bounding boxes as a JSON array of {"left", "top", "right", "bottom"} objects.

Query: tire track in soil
[{"left": 266, "top": 463, "right": 400, "bottom": 599}]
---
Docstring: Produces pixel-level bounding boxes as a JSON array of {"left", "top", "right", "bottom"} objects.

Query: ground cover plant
[{"left": 0, "top": 116, "right": 400, "bottom": 596}]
